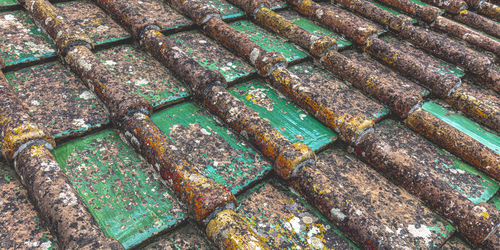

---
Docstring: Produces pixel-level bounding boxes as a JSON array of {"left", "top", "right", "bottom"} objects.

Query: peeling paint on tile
[
  {"left": 229, "top": 79, "right": 337, "bottom": 151},
  {"left": 53, "top": 130, "right": 186, "bottom": 249},
  {"left": 96, "top": 45, "right": 189, "bottom": 109},
  {"left": 4, "top": 62, "right": 109, "bottom": 140},
  {"left": 151, "top": 102, "right": 272, "bottom": 194},
  {"left": 0, "top": 10, "right": 55, "bottom": 66}
]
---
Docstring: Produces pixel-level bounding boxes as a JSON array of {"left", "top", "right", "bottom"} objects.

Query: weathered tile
[
  {"left": 230, "top": 20, "right": 309, "bottom": 63},
  {"left": 0, "top": 10, "right": 55, "bottom": 66},
  {"left": 380, "top": 34, "right": 465, "bottom": 77},
  {"left": 236, "top": 180, "right": 356, "bottom": 249},
  {"left": 95, "top": 45, "right": 189, "bottom": 109},
  {"left": 317, "top": 147, "right": 454, "bottom": 248},
  {"left": 53, "top": 130, "right": 186, "bottom": 249},
  {"left": 0, "top": 0, "right": 17, "bottom": 10},
  {"left": 56, "top": 0, "right": 130, "bottom": 45},
  {"left": 229, "top": 79, "right": 337, "bottom": 151},
  {"left": 167, "top": 31, "right": 255, "bottom": 83},
  {"left": 368, "top": 0, "right": 418, "bottom": 22},
  {"left": 144, "top": 224, "right": 212, "bottom": 249},
  {"left": 151, "top": 102, "right": 272, "bottom": 194},
  {"left": 422, "top": 101, "right": 500, "bottom": 154},
  {"left": 441, "top": 236, "right": 472, "bottom": 249},
  {"left": 490, "top": 195, "right": 500, "bottom": 210},
  {"left": 278, "top": 10, "right": 352, "bottom": 49},
  {"left": 288, "top": 62, "right": 390, "bottom": 121},
  {"left": 377, "top": 119, "right": 499, "bottom": 204},
  {"left": 208, "top": 0, "right": 287, "bottom": 20},
  {"left": 0, "top": 159, "right": 57, "bottom": 249},
  {"left": 3, "top": 62, "right": 108, "bottom": 139}
]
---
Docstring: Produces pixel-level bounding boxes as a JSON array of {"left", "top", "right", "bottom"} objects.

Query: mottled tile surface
[
  {"left": 0, "top": 0, "right": 16, "bottom": 10},
  {"left": 317, "top": 147, "right": 454, "bottom": 249},
  {"left": 288, "top": 62, "right": 390, "bottom": 121},
  {"left": 53, "top": 130, "right": 186, "bottom": 249},
  {"left": 237, "top": 180, "right": 355, "bottom": 249},
  {"left": 96, "top": 45, "right": 189, "bottom": 109},
  {"left": 230, "top": 20, "right": 309, "bottom": 63},
  {"left": 56, "top": 0, "right": 130, "bottom": 45},
  {"left": 0, "top": 10, "right": 55, "bottom": 66},
  {"left": 167, "top": 31, "right": 255, "bottom": 83},
  {"left": 119, "top": 0, "right": 191, "bottom": 31},
  {"left": 441, "top": 236, "right": 472, "bottom": 249},
  {"left": 144, "top": 224, "right": 212, "bottom": 249},
  {"left": 279, "top": 10, "right": 352, "bottom": 49},
  {"left": 208, "top": 0, "right": 287, "bottom": 20},
  {"left": 4, "top": 62, "right": 109, "bottom": 140},
  {"left": 229, "top": 79, "right": 337, "bottom": 151},
  {"left": 376, "top": 119, "right": 499, "bottom": 204},
  {"left": 151, "top": 102, "right": 272, "bottom": 194},
  {"left": 0, "top": 159, "right": 56, "bottom": 249}
]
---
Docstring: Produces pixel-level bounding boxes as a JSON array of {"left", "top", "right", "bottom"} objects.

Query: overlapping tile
[
  {"left": 0, "top": 10, "right": 55, "bottom": 66},
  {"left": 3, "top": 62, "right": 108, "bottom": 139},
  {"left": 144, "top": 224, "right": 212, "bottom": 249},
  {"left": 0, "top": 159, "right": 56, "bottom": 249},
  {"left": 151, "top": 102, "right": 273, "bottom": 194},
  {"left": 167, "top": 31, "right": 255, "bottom": 83},
  {"left": 55, "top": 0, "right": 130, "bottom": 45},
  {"left": 441, "top": 236, "right": 472, "bottom": 249},
  {"left": 53, "top": 130, "right": 186, "bottom": 249},
  {"left": 0, "top": 0, "right": 17, "bottom": 10},
  {"left": 95, "top": 45, "right": 189, "bottom": 109},
  {"left": 237, "top": 180, "right": 355, "bottom": 249},
  {"left": 229, "top": 78, "right": 337, "bottom": 151}
]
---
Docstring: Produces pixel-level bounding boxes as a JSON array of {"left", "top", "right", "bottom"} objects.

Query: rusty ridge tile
[
  {"left": 151, "top": 102, "right": 273, "bottom": 195},
  {"left": 144, "top": 224, "right": 212, "bottom": 249},
  {"left": 321, "top": 49, "right": 428, "bottom": 118},
  {"left": 0, "top": 10, "right": 55, "bottom": 67},
  {"left": 406, "top": 101, "right": 500, "bottom": 181},
  {"left": 95, "top": 45, "right": 190, "bottom": 109},
  {"left": 229, "top": 78, "right": 338, "bottom": 151},
  {"left": 236, "top": 179, "right": 356, "bottom": 249},
  {"left": 475, "top": 1, "right": 500, "bottom": 22},
  {"left": 52, "top": 130, "right": 187, "bottom": 249},
  {"left": 55, "top": 0, "right": 130, "bottom": 46},
  {"left": 375, "top": 0, "right": 442, "bottom": 22},
  {"left": 0, "top": 159, "right": 56, "bottom": 249},
  {"left": 299, "top": 147, "right": 455, "bottom": 248},
  {"left": 418, "top": 0, "right": 467, "bottom": 14},
  {"left": 448, "top": 10, "right": 500, "bottom": 39},
  {"left": 288, "top": 0, "right": 382, "bottom": 45},
  {"left": 354, "top": 119, "right": 500, "bottom": 245},
  {"left": 441, "top": 236, "right": 472, "bottom": 249},
  {"left": 3, "top": 62, "right": 109, "bottom": 140},
  {"left": 165, "top": 31, "right": 255, "bottom": 83}
]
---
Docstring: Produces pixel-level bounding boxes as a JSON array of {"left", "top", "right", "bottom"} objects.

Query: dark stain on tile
[
  {"left": 144, "top": 224, "right": 212, "bottom": 249},
  {"left": 95, "top": 45, "right": 189, "bottom": 109},
  {"left": 3, "top": 62, "right": 109, "bottom": 140},
  {"left": 441, "top": 236, "right": 472, "bottom": 249}
]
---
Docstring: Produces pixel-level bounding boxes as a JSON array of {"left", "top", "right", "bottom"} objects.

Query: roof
[{"left": 0, "top": 0, "right": 499, "bottom": 249}]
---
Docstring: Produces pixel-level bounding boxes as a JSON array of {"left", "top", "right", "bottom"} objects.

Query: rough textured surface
[
  {"left": 96, "top": 45, "right": 189, "bottom": 109},
  {"left": 53, "top": 130, "right": 186, "bottom": 249},
  {"left": 0, "top": 159, "right": 57, "bottom": 249},
  {"left": 0, "top": 10, "right": 55, "bottom": 66},
  {"left": 4, "top": 62, "right": 109, "bottom": 140},
  {"left": 151, "top": 102, "right": 272, "bottom": 194},
  {"left": 237, "top": 180, "right": 355, "bottom": 249},
  {"left": 144, "top": 224, "right": 212, "bottom": 249},
  {"left": 441, "top": 236, "right": 472, "bottom": 249}
]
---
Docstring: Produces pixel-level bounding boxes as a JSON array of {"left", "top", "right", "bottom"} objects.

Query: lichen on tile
[{"left": 144, "top": 224, "right": 212, "bottom": 249}]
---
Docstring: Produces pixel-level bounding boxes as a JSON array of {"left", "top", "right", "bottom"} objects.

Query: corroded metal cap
[
  {"left": 1, "top": 122, "right": 55, "bottom": 162},
  {"left": 255, "top": 51, "right": 287, "bottom": 76},
  {"left": 275, "top": 142, "right": 316, "bottom": 180},
  {"left": 310, "top": 36, "right": 337, "bottom": 57}
]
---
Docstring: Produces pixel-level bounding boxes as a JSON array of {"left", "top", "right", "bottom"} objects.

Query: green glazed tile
[{"left": 0, "top": 0, "right": 17, "bottom": 9}]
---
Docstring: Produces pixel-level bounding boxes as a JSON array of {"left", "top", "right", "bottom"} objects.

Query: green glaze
[
  {"left": 0, "top": 0, "right": 17, "bottom": 9},
  {"left": 490, "top": 195, "right": 500, "bottom": 210},
  {"left": 280, "top": 10, "right": 351, "bottom": 48},
  {"left": 422, "top": 101, "right": 500, "bottom": 154},
  {"left": 168, "top": 30, "right": 256, "bottom": 83},
  {"left": 229, "top": 79, "right": 337, "bottom": 151},
  {"left": 367, "top": 1, "right": 418, "bottom": 23},
  {"left": 53, "top": 130, "right": 186, "bottom": 249},
  {"left": 230, "top": 20, "right": 309, "bottom": 63},
  {"left": 151, "top": 102, "right": 273, "bottom": 194},
  {"left": 0, "top": 11, "right": 56, "bottom": 66},
  {"left": 207, "top": 0, "right": 245, "bottom": 20},
  {"left": 409, "top": 0, "right": 429, "bottom": 6}
]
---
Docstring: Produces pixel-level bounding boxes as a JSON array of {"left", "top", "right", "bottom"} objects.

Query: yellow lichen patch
[
  {"left": 1, "top": 122, "right": 55, "bottom": 161},
  {"left": 275, "top": 142, "right": 315, "bottom": 179}
]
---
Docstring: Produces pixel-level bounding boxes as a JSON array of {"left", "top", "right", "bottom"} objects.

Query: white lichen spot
[
  {"left": 355, "top": 209, "right": 363, "bottom": 216},
  {"left": 96, "top": 25, "right": 109, "bottom": 32},
  {"left": 4, "top": 14, "right": 15, "bottom": 21},
  {"left": 250, "top": 48, "right": 260, "bottom": 64},
  {"left": 45, "top": 17, "right": 52, "bottom": 25},
  {"left": 30, "top": 99, "right": 40, "bottom": 106},
  {"left": 25, "top": 41, "right": 55, "bottom": 56},
  {"left": 24, "top": 241, "right": 40, "bottom": 248},
  {"left": 135, "top": 78, "right": 149, "bottom": 86},
  {"left": 59, "top": 191, "right": 78, "bottom": 206},
  {"left": 199, "top": 40, "right": 207, "bottom": 44},
  {"left": 200, "top": 128, "right": 211, "bottom": 135},
  {"left": 308, "top": 236, "right": 324, "bottom": 249},
  {"left": 72, "top": 119, "right": 89, "bottom": 129},
  {"left": 104, "top": 60, "right": 117, "bottom": 66},
  {"left": 299, "top": 114, "right": 307, "bottom": 120},
  {"left": 79, "top": 90, "right": 94, "bottom": 100},
  {"left": 330, "top": 208, "right": 346, "bottom": 221},
  {"left": 40, "top": 241, "right": 52, "bottom": 250},
  {"left": 302, "top": 216, "right": 313, "bottom": 224},
  {"left": 316, "top": 9, "right": 324, "bottom": 19},
  {"left": 407, "top": 224, "right": 432, "bottom": 245}
]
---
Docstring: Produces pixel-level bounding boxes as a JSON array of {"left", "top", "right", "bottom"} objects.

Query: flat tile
[
  {"left": 0, "top": 159, "right": 56, "bottom": 249},
  {"left": 237, "top": 180, "right": 355, "bottom": 249},
  {"left": 278, "top": 10, "right": 352, "bottom": 49},
  {"left": 144, "top": 224, "right": 212, "bottom": 249},
  {"left": 56, "top": 0, "right": 130, "bottom": 45},
  {"left": 490, "top": 195, "right": 500, "bottom": 210},
  {"left": 121, "top": 0, "right": 191, "bottom": 31},
  {"left": 230, "top": 20, "right": 309, "bottom": 63},
  {"left": 151, "top": 102, "right": 272, "bottom": 194},
  {"left": 441, "top": 236, "right": 472, "bottom": 249},
  {"left": 288, "top": 62, "right": 390, "bottom": 121},
  {"left": 209, "top": 0, "right": 287, "bottom": 20},
  {"left": 0, "top": 0, "right": 17, "bottom": 10},
  {"left": 377, "top": 119, "right": 499, "bottom": 204},
  {"left": 317, "top": 148, "right": 454, "bottom": 249},
  {"left": 229, "top": 79, "right": 337, "bottom": 151},
  {"left": 4, "top": 62, "right": 108, "bottom": 140},
  {"left": 96, "top": 45, "right": 189, "bottom": 109},
  {"left": 53, "top": 130, "right": 186, "bottom": 249},
  {"left": 0, "top": 10, "right": 55, "bottom": 66},
  {"left": 167, "top": 31, "right": 255, "bottom": 83}
]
